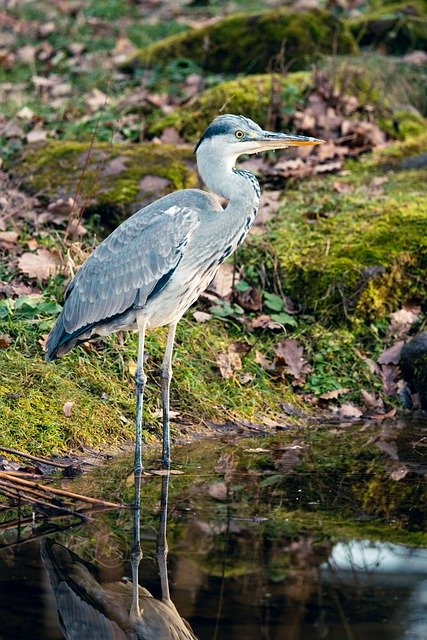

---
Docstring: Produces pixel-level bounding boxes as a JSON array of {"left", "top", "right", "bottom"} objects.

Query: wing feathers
[{"left": 58, "top": 206, "right": 199, "bottom": 336}]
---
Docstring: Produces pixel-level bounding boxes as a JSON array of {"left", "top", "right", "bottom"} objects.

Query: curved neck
[{"left": 196, "top": 145, "right": 260, "bottom": 213}]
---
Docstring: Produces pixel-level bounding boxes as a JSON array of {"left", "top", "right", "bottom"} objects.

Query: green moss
[
  {"left": 126, "top": 8, "right": 357, "bottom": 74},
  {"left": 148, "top": 72, "right": 310, "bottom": 140},
  {"left": 349, "top": 1, "right": 427, "bottom": 54},
  {"left": 11, "top": 141, "right": 198, "bottom": 218},
  {"left": 267, "top": 135, "right": 427, "bottom": 323}
]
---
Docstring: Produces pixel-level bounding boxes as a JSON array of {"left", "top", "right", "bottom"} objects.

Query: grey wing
[
  {"left": 62, "top": 204, "right": 199, "bottom": 334},
  {"left": 44, "top": 203, "right": 199, "bottom": 360}
]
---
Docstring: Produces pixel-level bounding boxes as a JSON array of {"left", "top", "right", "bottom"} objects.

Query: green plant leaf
[
  {"left": 264, "top": 292, "right": 284, "bottom": 312},
  {"left": 270, "top": 312, "right": 298, "bottom": 327}
]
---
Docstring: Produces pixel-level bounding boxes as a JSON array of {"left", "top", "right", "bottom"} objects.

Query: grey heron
[{"left": 45, "top": 113, "right": 321, "bottom": 494}]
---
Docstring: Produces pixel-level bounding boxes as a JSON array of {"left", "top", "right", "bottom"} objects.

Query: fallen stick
[
  {"left": 0, "top": 472, "right": 126, "bottom": 509},
  {"left": 0, "top": 446, "right": 71, "bottom": 469},
  {"left": 0, "top": 479, "right": 72, "bottom": 507}
]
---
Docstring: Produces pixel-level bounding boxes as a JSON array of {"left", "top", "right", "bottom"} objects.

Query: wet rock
[{"left": 400, "top": 333, "right": 427, "bottom": 409}]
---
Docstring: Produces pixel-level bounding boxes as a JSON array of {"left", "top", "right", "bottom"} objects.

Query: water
[{"left": 0, "top": 419, "right": 425, "bottom": 639}]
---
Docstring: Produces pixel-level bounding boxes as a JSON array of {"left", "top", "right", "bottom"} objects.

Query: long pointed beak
[{"left": 256, "top": 131, "right": 324, "bottom": 151}]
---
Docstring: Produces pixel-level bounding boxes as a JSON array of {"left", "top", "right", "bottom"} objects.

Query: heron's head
[{"left": 195, "top": 114, "right": 323, "bottom": 159}]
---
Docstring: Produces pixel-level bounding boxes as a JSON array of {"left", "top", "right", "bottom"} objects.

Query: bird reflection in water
[{"left": 41, "top": 473, "right": 198, "bottom": 640}]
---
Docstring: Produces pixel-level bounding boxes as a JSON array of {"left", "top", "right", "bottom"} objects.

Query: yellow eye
[{"left": 235, "top": 130, "right": 244, "bottom": 139}]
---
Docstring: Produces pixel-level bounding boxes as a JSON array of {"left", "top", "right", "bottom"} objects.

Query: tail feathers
[
  {"left": 44, "top": 314, "right": 96, "bottom": 361},
  {"left": 44, "top": 308, "right": 137, "bottom": 361}
]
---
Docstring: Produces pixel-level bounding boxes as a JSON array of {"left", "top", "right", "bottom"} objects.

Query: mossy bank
[{"left": 125, "top": 7, "right": 357, "bottom": 74}]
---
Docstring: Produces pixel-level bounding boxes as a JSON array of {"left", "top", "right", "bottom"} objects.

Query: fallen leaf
[
  {"left": 0, "top": 231, "right": 18, "bottom": 244},
  {"left": 319, "top": 387, "right": 351, "bottom": 400},
  {"left": 26, "top": 129, "right": 47, "bottom": 144},
  {"left": 275, "top": 339, "right": 311, "bottom": 382},
  {"left": 128, "top": 360, "right": 136, "bottom": 377},
  {"left": 18, "top": 248, "right": 60, "bottom": 280},
  {"left": 236, "top": 286, "right": 262, "bottom": 311},
  {"left": 250, "top": 315, "right": 282, "bottom": 330},
  {"left": 16, "top": 106, "right": 34, "bottom": 120},
  {"left": 361, "top": 389, "right": 384, "bottom": 410},
  {"left": 192, "top": 310, "right": 211, "bottom": 323},
  {"left": 208, "top": 482, "right": 228, "bottom": 501},
  {"left": 255, "top": 350, "right": 275, "bottom": 371},
  {"left": 0, "top": 334, "right": 11, "bottom": 349},
  {"left": 62, "top": 401, "right": 74, "bottom": 417},
  {"left": 237, "top": 372, "right": 254, "bottom": 384},
  {"left": 332, "top": 180, "right": 354, "bottom": 194},
  {"left": 216, "top": 342, "right": 245, "bottom": 379},
  {"left": 139, "top": 175, "right": 170, "bottom": 193},
  {"left": 207, "top": 262, "right": 238, "bottom": 299},
  {"left": 159, "top": 127, "right": 184, "bottom": 144},
  {"left": 86, "top": 88, "right": 108, "bottom": 111},
  {"left": 380, "top": 364, "right": 400, "bottom": 396},
  {"left": 378, "top": 341, "right": 404, "bottom": 365},
  {"left": 338, "top": 403, "right": 363, "bottom": 418},
  {"left": 389, "top": 308, "right": 420, "bottom": 337},
  {"left": 371, "top": 407, "right": 397, "bottom": 421}
]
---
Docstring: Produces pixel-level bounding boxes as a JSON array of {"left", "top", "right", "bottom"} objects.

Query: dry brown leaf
[
  {"left": 332, "top": 180, "right": 354, "bottom": 194},
  {"left": 378, "top": 341, "right": 404, "bottom": 365},
  {"left": 62, "top": 401, "right": 74, "bottom": 417},
  {"left": 319, "top": 388, "right": 351, "bottom": 400},
  {"left": 255, "top": 350, "right": 275, "bottom": 371},
  {"left": 338, "top": 403, "right": 363, "bottom": 418},
  {"left": 0, "top": 334, "right": 11, "bottom": 349},
  {"left": 208, "top": 482, "right": 228, "bottom": 501},
  {"left": 389, "top": 308, "right": 419, "bottom": 337},
  {"left": 16, "top": 106, "right": 34, "bottom": 120},
  {"left": 86, "top": 88, "right": 108, "bottom": 111},
  {"left": 207, "top": 262, "right": 237, "bottom": 299},
  {"left": 250, "top": 315, "right": 282, "bottom": 330},
  {"left": 236, "top": 286, "right": 262, "bottom": 312},
  {"left": 26, "top": 129, "right": 47, "bottom": 144},
  {"left": 159, "top": 127, "right": 184, "bottom": 144},
  {"left": 216, "top": 342, "right": 244, "bottom": 379},
  {"left": 237, "top": 372, "right": 254, "bottom": 384},
  {"left": 361, "top": 389, "right": 384, "bottom": 410},
  {"left": 380, "top": 364, "right": 400, "bottom": 396},
  {"left": 275, "top": 339, "right": 311, "bottom": 382},
  {"left": 371, "top": 407, "right": 397, "bottom": 421},
  {"left": 192, "top": 311, "right": 211, "bottom": 323},
  {"left": 0, "top": 231, "right": 18, "bottom": 244},
  {"left": 18, "top": 248, "right": 60, "bottom": 280}
]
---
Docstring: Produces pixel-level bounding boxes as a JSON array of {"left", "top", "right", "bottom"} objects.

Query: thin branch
[
  {"left": 0, "top": 472, "right": 126, "bottom": 508},
  {"left": 0, "top": 446, "right": 71, "bottom": 469}
]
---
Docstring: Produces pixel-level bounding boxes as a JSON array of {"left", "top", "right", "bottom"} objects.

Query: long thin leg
[
  {"left": 161, "top": 322, "right": 177, "bottom": 470},
  {"left": 131, "top": 323, "right": 147, "bottom": 619},
  {"left": 157, "top": 471, "right": 170, "bottom": 601}
]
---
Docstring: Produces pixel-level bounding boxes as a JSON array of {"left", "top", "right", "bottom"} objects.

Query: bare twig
[
  {"left": 0, "top": 472, "right": 126, "bottom": 508},
  {"left": 0, "top": 446, "right": 71, "bottom": 469}
]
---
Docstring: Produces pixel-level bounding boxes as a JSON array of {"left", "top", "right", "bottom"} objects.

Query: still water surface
[{"left": 0, "top": 422, "right": 425, "bottom": 639}]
